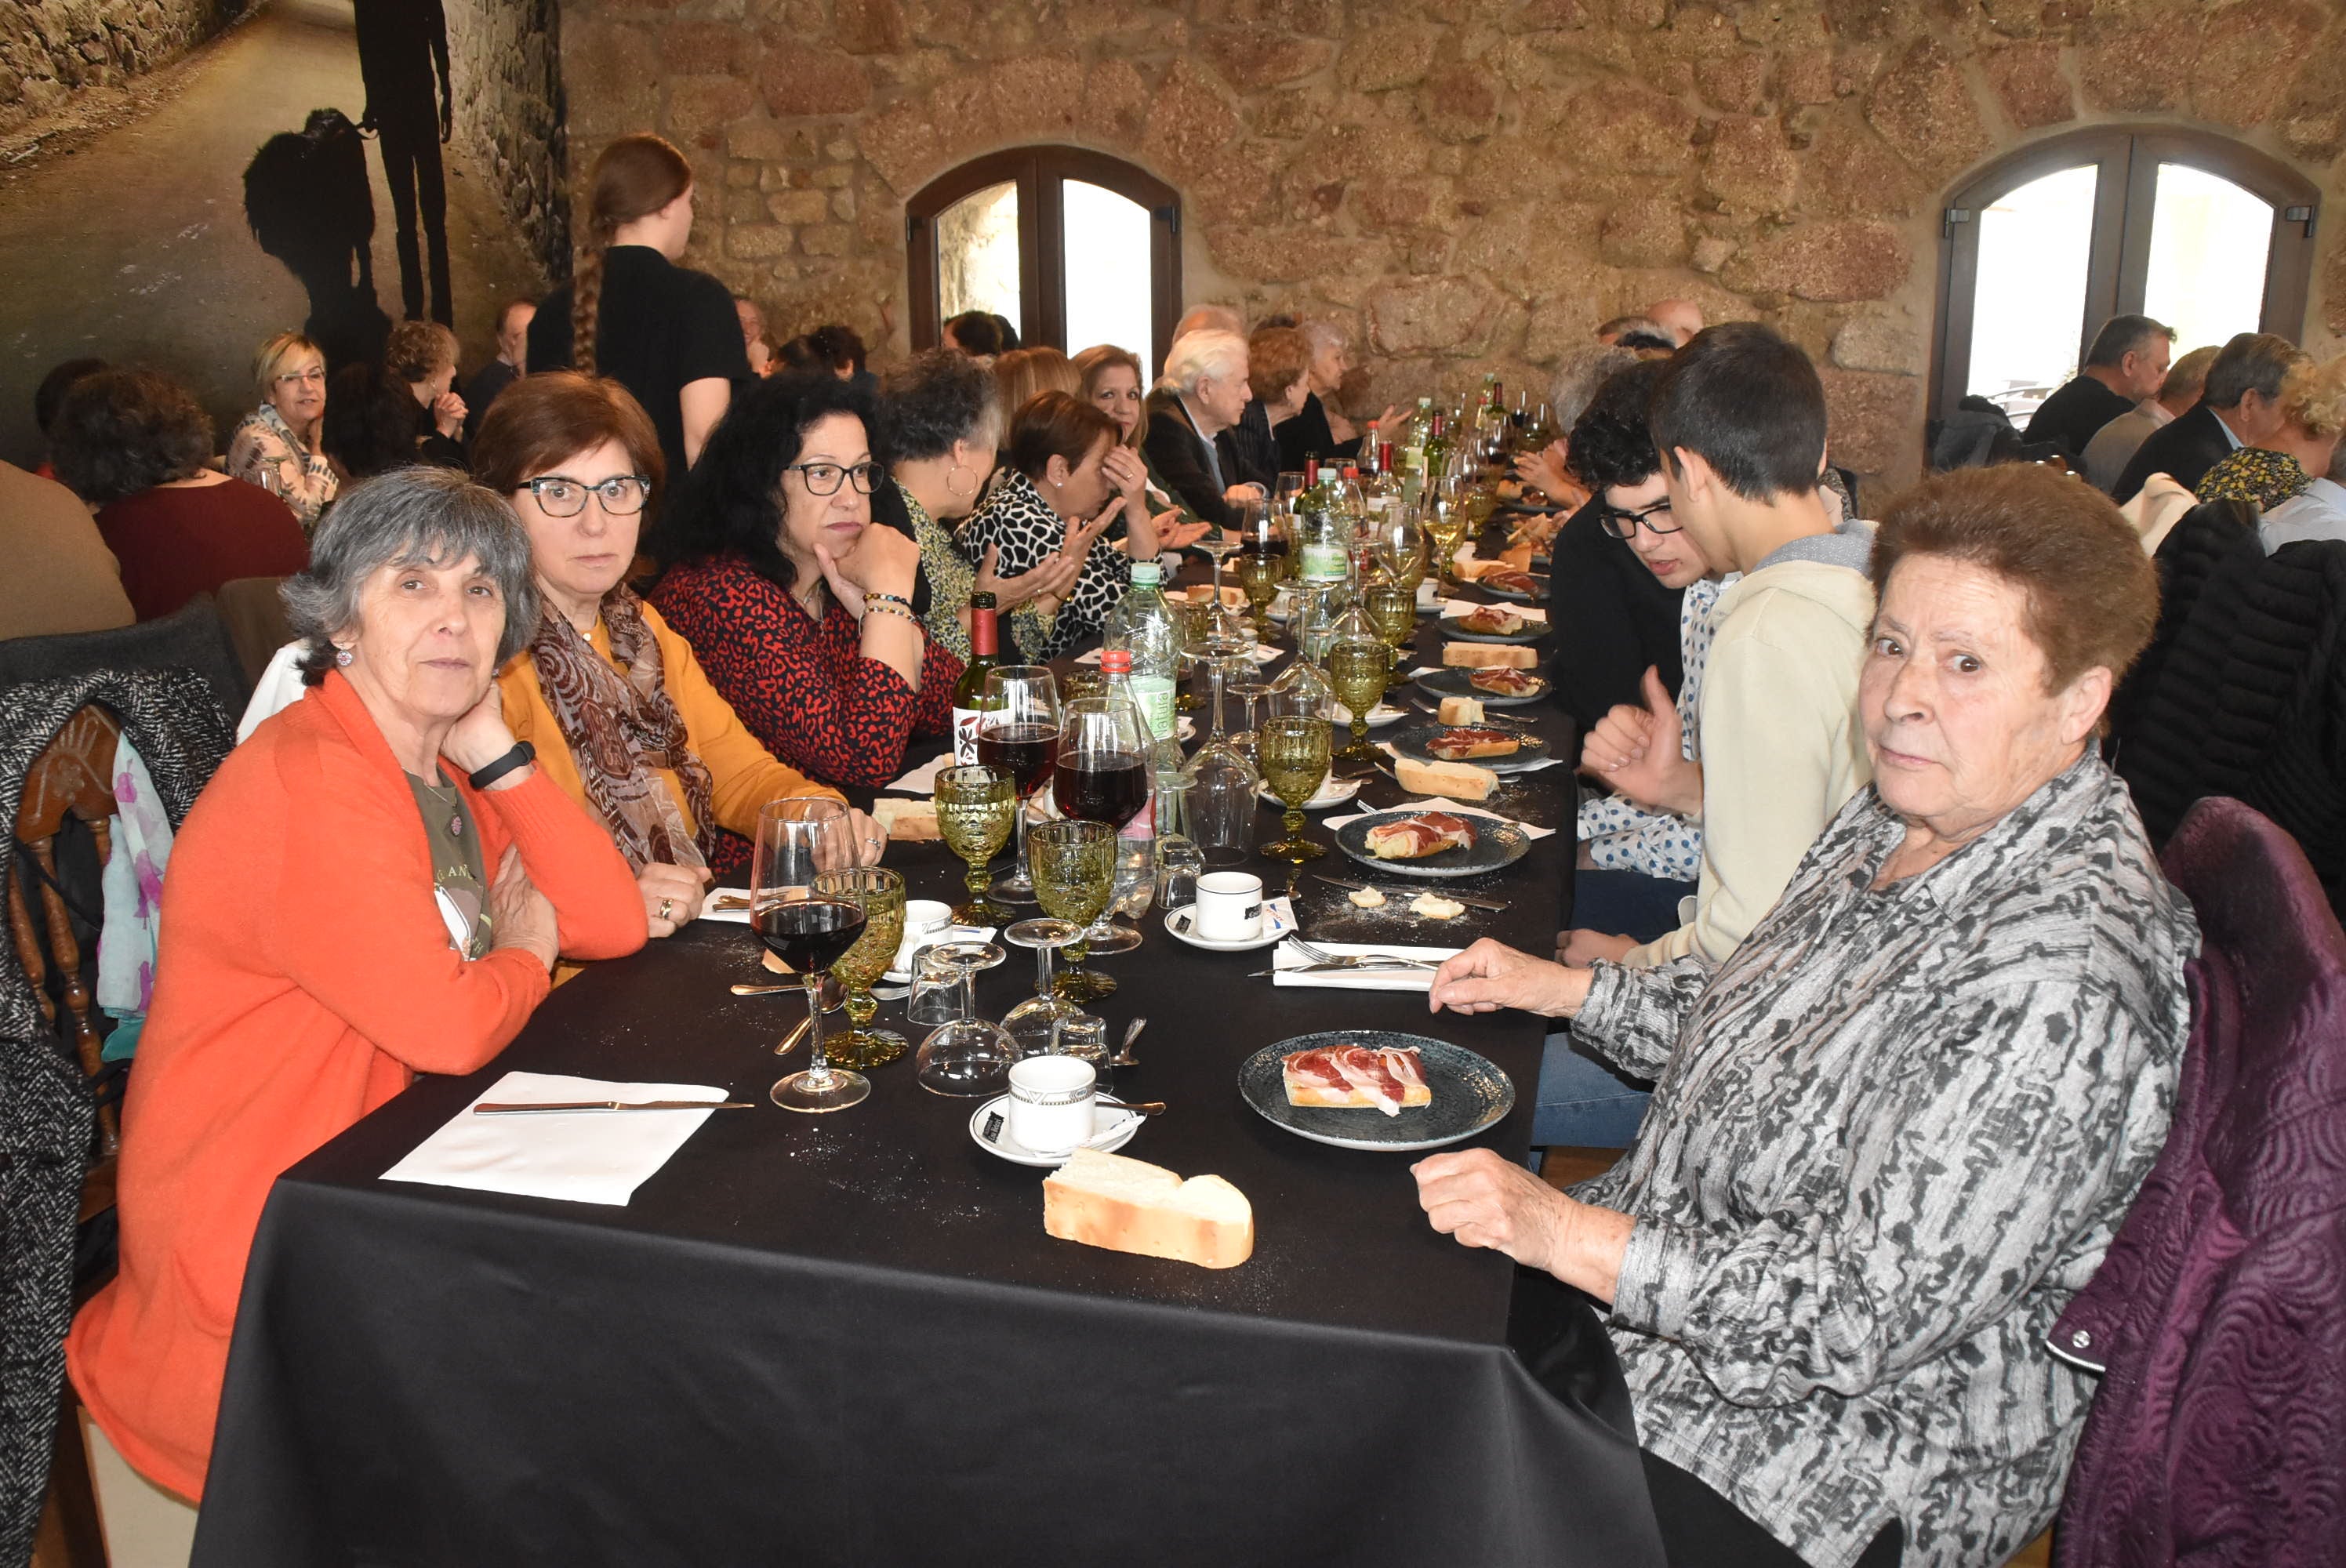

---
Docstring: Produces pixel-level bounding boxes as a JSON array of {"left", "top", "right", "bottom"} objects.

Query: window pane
[
  {"left": 1062, "top": 179, "right": 1155, "bottom": 374},
  {"left": 938, "top": 180, "right": 1021, "bottom": 339},
  {"left": 2141, "top": 162, "right": 2272, "bottom": 356},
  {"left": 1966, "top": 165, "right": 2098, "bottom": 423}
]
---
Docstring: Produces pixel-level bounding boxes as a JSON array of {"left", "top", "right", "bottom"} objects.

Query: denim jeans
[{"left": 1534, "top": 868, "right": 1695, "bottom": 1149}]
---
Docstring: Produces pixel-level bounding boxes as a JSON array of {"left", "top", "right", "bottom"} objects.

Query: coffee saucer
[
  {"left": 1162, "top": 899, "right": 1295, "bottom": 953},
  {"left": 970, "top": 1094, "right": 1144, "bottom": 1167}
]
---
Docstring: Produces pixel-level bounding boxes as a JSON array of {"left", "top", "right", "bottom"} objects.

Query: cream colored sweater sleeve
[{"left": 1625, "top": 571, "right": 1873, "bottom": 968}]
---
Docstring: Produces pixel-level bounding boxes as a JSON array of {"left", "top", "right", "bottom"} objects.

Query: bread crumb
[
  {"left": 1347, "top": 887, "right": 1387, "bottom": 909},
  {"left": 1411, "top": 892, "right": 1465, "bottom": 920}
]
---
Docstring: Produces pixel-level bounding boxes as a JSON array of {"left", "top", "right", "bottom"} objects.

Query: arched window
[
  {"left": 906, "top": 147, "right": 1182, "bottom": 376},
  {"left": 1933, "top": 127, "right": 2319, "bottom": 423}
]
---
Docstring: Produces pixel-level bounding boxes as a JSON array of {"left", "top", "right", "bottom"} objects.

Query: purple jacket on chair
[{"left": 2052, "top": 797, "right": 2346, "bottom": 1566}]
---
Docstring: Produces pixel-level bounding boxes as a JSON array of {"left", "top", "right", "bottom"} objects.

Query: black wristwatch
[{"left": 467, "top": 741, "right": 536, "bottom": 792}]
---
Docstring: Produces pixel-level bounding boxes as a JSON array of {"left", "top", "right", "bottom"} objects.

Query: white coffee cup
[
  {"left": 892, "top": 899, "right": 954, "bottom": 975},
  {"left": 1194, "top": 869, "right": 1265, "bottom": 942},
  {"left": 1006, "top": 1054, "right": 1096, "bottom": 1156}
]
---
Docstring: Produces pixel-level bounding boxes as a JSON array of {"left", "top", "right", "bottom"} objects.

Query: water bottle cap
[
  {"left": 1131, "top": 560, "right": 1162, "bottom": 584},
  {"left": 1099, "top": 648, "right": 1133, "bottom": 673}
]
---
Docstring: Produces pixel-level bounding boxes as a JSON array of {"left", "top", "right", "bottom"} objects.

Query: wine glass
[
  {"left": 812, "top": 866, "right": 906, "bottom": 1069},
  {"left": 1364, "top": 582, "right": 1416, "bottom": 650},
  {"left": 755, "top": 799, "right": 870, "bottom": 1113},
  {"left": 1053, "top": 695, "right": 1149, "bottom": 978},
  {"left": 1326, "top": 639, "right": 1393, "bottom": 764},
  {"left": 1258, "top": 715, "right": 1331, "bottom": 863},
  {"left": 935, "top": 764, "right": 1015, "bottom": 924},
  {"left": 1195, "top": 525, "right": 1240, "bottom": 610},
  {"left": 975, "top": 666, "right": 1060, "bottom": 905},
  {"left": 1237, "top": 553, "right": 1282, "bottom": 630},
  {"left": 1001, "top": 818, "right": 1113, "bottom": 1056},
  {"left": 912, "top": 940, "right": 1015, "bottom": 1097},
  {"left": 1226, "top": 677, "right": 1271, "bottom": 765},
  {"left": 1422, "top": 494, "right": 1470, "bottom": 597}
]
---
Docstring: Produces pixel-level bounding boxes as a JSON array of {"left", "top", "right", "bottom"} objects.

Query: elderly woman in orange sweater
[
  {"left": 67, "top": 466, "right": 647, "bottom": 1507},
  {"left": 475, "top": 372, "right": 883, "bottom": 922}
]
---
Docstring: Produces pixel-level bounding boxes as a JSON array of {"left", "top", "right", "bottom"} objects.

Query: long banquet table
[{"left": 191, "top": 554, "right": 1667, "bottom": 1566}]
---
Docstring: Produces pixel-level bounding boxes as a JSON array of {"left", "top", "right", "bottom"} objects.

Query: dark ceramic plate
[
  {"left": 1413, "top": 667, "right": 1550, "bottom": 707},
  {"left": 1331, "top": 809, "right": 1531, "bottom": 880},
  {"left": 1388, "top": 724, "right": 1552, "bottom": 774},
  {"left": 1239, "top": 1030, "right": 1514, "bottom": 1152},
  {"left": 1439, "top": 612, "right": 1549, "bottom": 644},
  {"left": 1476, "top": 573, "right": 1549, "bottom": 603}
]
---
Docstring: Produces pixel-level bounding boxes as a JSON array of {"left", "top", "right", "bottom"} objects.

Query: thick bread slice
[
  {"left": 1044, "top": 1148, "right": 1253, "bottom": 1269},
  {"left": 872, "top": 797, "right": 941, "bottom": 840},
  {"left": 1393, "top": 756, "right": 1498, "bottom": 800},
  {"left": 1443, "top": 642, "right": 1538, "bottom": 670},
  {"left": 1284, "top": 1072, "right": 1436, "bottom": 1110},
  {"left": 1437, "top": 695, "right": 1486, "bottom": 725}
]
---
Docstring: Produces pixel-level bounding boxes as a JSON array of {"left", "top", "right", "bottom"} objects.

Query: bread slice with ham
[
  {"left": 1467, "top": 667, "right": 1542, "bottom": 696},
  {"left": 1044, "top": 1149, "right": 1254, "bottom": 1269},
  {"left": 1282, "top": 1043, "right": 1433, "bottom": 1117},
  {"left": 1425, "top": 727, "right": 1521, "bottom": 760},
  {"left": 1362, "top": 810, "right": 1477, "bottom": 860}
]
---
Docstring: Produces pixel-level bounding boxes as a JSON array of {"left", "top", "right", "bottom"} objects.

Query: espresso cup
[
  {"left": 1006, "top": 1054, "right": 1097, "bottom": 1157},
  {"left": 1194, "top": 870, "right": 1265, "bottom": 942},
  {"left": 892, "top": 899, "right": 954, "bottom": 975}
]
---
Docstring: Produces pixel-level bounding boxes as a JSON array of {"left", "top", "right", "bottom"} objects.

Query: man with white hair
[
  {"left": 1646, "top": 299, "right": 1705, "bottom": 347},
  {"left": 1172, "top": 303, "right": 1244, "bottom": 343},
  {"left": 1142, "top": 329, "right": 1267, "bottom": 528}
]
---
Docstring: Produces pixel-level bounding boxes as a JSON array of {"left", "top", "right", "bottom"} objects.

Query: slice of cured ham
[
  {"left": 1280, "top": 1042, "right": 1433, "bottom": 1115},
  {"left": 1467, "top": 667, "right": 1539, "bottom": 696},
  {"left": 1363, "top": 810, "right": 1478, "bottom": 861},
  {"left": 1458, "top": 605, "right": 1525, "bottom": 635},
  {"left": 1425, "top": 728, "right": 1520, "bottom": 760}
]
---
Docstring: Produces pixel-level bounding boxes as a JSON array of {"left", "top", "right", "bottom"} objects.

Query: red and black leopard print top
[{"left": 651, "top": 551, "right": 961, "bottom": 790}]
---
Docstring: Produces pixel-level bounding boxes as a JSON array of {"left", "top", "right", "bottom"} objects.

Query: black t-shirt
[
  {"left": 2024, "top": 374, "right": 2134, "bottom": 460},
  {"left": 527, "top": 245, "right": 750, "bottom": 485}
]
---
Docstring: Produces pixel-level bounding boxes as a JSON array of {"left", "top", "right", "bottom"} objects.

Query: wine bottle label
[
  {"left": 951, "top": 706, "right": 985, "bottom": 765},
  {"left": 1128, "top": 675, "right": 1177, "bottom": 744},
  {"left": 1299, "top": 542, "right": 1349, "bottom": 582}
]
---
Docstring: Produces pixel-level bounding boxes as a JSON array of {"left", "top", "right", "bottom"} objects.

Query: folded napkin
[
  {"left": 1269, "top": 939, "right": 1462, "bottom": 992},
  {"left": 1325, "top": 797, "right": 1559, "bottom": 840},
  {"left": 884, "top": 753, "right": 953, "bottom": 797},
  {"left": 381, "top": 1071, "right": 729, "bottom": 1206},
  {"left": 889, "top": 924, "right": 999, "bottom": 981},
  {"left": 1443, "top": 598, "right": 1549, "bottom": 624},
  {"left": 1075, "top": 643, "right": 1276, "bottom": 665}
]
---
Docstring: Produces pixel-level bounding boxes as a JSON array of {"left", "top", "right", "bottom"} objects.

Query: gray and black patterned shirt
[{"left": 1574, "top": 754, "right": 2198, "bottom": 1568}]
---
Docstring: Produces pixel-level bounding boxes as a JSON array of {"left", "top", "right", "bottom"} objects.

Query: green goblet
[
  {"left": 1326, "top": 639, "right": 1393, "bottom": 765},
  {"left": 935, "top": 764, "right": 1014, "bottom": 924},
  {"left": 1258, "top": 715, "right": 1331, "bottom": 863},
  {"left": 812, "top": 866, "right": 906, "bottom": 1069}
]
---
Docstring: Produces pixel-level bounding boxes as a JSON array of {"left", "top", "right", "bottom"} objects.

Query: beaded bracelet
[
  {"left": 865, "top": 590, "right": 914, "bottom": 611},
  {"left": 862, "top": 600, "right": 920, "bottom": 627}
]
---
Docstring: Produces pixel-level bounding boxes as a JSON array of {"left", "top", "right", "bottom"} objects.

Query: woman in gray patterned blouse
[{"left": 1418, "top": 462, "right": 2197, "bottom": 1568}]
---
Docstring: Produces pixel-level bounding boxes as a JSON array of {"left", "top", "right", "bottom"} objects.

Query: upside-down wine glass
[
  {"left": 975, "top": 666, "right": 1060, "bottom": 906},
  {"left": 756, "top": 798, "right": 870, "bottom": 1112}
]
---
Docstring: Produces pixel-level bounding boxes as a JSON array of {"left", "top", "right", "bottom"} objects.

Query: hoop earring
[{"left": 946, "top": 463, "right": 976, "bottom": 499}]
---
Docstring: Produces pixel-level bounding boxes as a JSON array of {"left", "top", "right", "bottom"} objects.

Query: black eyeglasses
[
  {"left": 525, "top": 475, "right": 652, "bottom": 517},
  {"left": 1597, "top": 497, "right": 1680, "bottom": 539},
  {"left": 785, "top": 461, "right": 883, "bottom": 496}
]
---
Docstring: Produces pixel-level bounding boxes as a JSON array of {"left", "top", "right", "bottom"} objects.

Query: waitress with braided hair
[{"left": 526, "top": 132, "right": 747, "bottom": 495}]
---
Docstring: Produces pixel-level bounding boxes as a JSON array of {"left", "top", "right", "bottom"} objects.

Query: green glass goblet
[
  {"left": 1258, "top": 715, "right": 1331, "bottom": 863},
  {"left": 812, "top": 866, "right": 906, "bottom": 1069},
  {"left": 935, "top": 764, "right": 1015, "bottom": 924},
  {"left": 1326, "top": 639, "right": 1393, "bottom": 765}
]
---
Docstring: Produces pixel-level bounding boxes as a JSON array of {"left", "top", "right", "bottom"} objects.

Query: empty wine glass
[
  {"left": 975, "top": 666, "right": 1060, "bottom": 905},
  {"left": 935, "top": 764, "right": 1014, "bottom": 924},
  {"left": 755, "top": 799, "right": 869, "bottom": 1113},
  {"left": 1258, "top": 715, "right": 1332, "bottom": 863},
  {"left": 912, "top": 940, "right": 1015, "bottom": 1098}
]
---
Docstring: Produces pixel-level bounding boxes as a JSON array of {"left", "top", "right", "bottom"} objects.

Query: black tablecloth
[{"left": 193, "top": 561, "right": 1660, "bottom": 1566}]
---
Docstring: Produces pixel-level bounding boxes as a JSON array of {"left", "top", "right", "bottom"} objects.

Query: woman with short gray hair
[{"left": 68, "top": 465, "right": 646, "bottom": 1504}]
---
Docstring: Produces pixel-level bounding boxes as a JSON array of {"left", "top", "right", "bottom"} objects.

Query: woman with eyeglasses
[
  {"left": 649, "top": 372, "right": 963, "bottom": 789},
  {"left": 227, "top": 330, "right": 340, "bottom": 532},
  {"left": 478, "top": 373, "right": 873, "bottom": 936}
]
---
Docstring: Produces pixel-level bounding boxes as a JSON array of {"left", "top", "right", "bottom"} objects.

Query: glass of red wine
[
  {"left": 754, "top": 798, "right": 870, "bottom": 1112},
  {"left": 975, "top": 666, "right": 1060, "bottom": 906},
  {"left": 1052, "top": 695, "right": 1150, "bottom": 979}
]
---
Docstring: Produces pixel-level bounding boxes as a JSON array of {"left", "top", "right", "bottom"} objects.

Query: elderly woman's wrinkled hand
[
  {"left": 1159, "top": 512, "right": 1212, "bottom": 550},
  {"left": 1427, "top": 938, "right": 1593, "bottom": 1018},
  {"left": 1101, "top": 444, "right": 1149, "bottom": 501},
  {"left": 488, "top": 844, "right": 560, "bottom": 971},
  {"left": 844, "top": 808, "right": 888, "bottom": 868},
  {"left": 639, "top": 862, "right": 712, "bottom": 938},
  {"left": 1557, "top": 928, "right": 1640, "bottom": 966},
  {"left": 1411, "top": 1148, "right": 1569, "bottom": 1273}
]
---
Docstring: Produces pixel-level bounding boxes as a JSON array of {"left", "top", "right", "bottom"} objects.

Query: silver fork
[{"left": 1285, "top": 936, "right": 1437, "bottom": 970}]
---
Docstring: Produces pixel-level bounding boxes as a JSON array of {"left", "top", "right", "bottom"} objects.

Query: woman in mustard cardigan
[
  {"left": 68, "top": 468, "right": 648, "bottom": 1504},
  {"left": 475, "top": 372, "right": 884, "bottom": 932}
]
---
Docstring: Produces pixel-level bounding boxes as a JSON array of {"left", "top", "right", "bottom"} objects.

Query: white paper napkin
[
  {"left": 1442, "top": 597, "right": 1549, "bottom": 625},
  {"left": 888, "top": 924, "right": 999, "bottom": 981},
  {"left": 1325, "top": 797, "right": 1559, "bottom": 840},
  {"left": 381, "top": 1071, "right": 730, "bottom": 1206},
  {"left": 1269, "top": 939, "right": 1461, "bottom": 992},
  {"left": 884, "top": 753, "right": 953, "bottom": 796},
  {"left": 1075, "top": 643, "right": 1276, "bottom": 665}
]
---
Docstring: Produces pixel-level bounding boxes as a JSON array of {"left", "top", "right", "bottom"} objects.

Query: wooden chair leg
[
  {"left": 8, "top": 873, "right": 57, "bottom": 1028},
  {"left": 28, "top": 840, "right": 116, "bottom": 1154}
]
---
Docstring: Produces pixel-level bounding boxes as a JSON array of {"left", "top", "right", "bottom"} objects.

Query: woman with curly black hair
[
  {"left": 51, "top": 368, "right": 309, "bottom": 621},
  {"left": 648, "top": 372, "right": 962, "bottom": 789}
]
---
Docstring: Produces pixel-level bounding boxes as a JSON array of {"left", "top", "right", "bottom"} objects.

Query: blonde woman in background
[
  {"left": 1076, "top": 343, "right": 1201, "bottom": 532},
  {"left": 226, "top": 331, "right": 339, "bottom": 532},
  {"left": 527, "top": 132, "right": 749, "bottom": 482}
]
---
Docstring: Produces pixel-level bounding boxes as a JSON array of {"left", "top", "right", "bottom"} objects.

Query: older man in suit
[{"left": 2112, "top": 332, "right": 2305, "bottom": 505}]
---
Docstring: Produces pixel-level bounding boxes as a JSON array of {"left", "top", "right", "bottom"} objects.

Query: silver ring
[{"left": 658, "top": 897, "right": 675, "bottom": 921}]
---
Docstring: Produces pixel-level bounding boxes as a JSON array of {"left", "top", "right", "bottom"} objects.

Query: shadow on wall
[{"left": 243, "top": 107, "right": 390, "bottom": 370}]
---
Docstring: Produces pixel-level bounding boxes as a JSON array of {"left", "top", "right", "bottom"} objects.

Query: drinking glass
[
  {"left": 935, "top": 764, "right": 1015, "bottom": 924},
  {"left": 1364, "top": 582, "right": 1416, "bottom": 650},
  {"left": 912, "top": 940, "right": 1016, "bottom": 1098},
  {"left": 1258, "top": 715, "right": 1332, "bottom": 863},
  {"left": 1054, "top": 695, "right": 1149, "bottom": 971},
  {"left": 1275, "top": 471, "right": 1308, "bottom": 513},
  {"left": 812, "top": 866, "right": 906, "bottom": 1069},
  {"left": 1003, "top": 819, "right": 1113, "bottom": 1054},
  {"left": 1237, "top": 551, "right": 1282, "bottom": 628},
  {"left": 1422, "top": 496, "right": 1470, "bottom": 597},
  {"left": 1196, "top": 527, "right": 1240, "bottom": 608},
  {"left": 1326, "top": 639, "right": 1393, "bottom": 764},
  {"left": 975, "top": 666, "right": 1061, "bottom": 904},
  {"left": 755, "top": 799, "right": 870, "bottom": 1112},
  {"left": 1185, "top": 737, "right": 1258, "bottom": 868},
  {"left": 1050, "top": 1014, "right": 1110, "bottom": 1079},
  {"left": 1226, "top": 678, "right": 1271, "bottom": 765}
]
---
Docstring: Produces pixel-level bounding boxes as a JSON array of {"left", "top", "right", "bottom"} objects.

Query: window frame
[
  {"left": 906, "top": 146, "right": 1182, "bottom": 375},
  {"left": 1931, "top": 125, "right": 2319, "bottom": 425}
]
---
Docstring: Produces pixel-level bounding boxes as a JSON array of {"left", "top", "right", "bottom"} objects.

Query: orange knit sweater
[{"left": 65, "top": 672, "right": 645, "bottom": 1500}]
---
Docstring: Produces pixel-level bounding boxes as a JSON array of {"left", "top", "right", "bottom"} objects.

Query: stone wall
[
  {"left": 447, "top": 0, "right": 566, "bottom": 285},
  {"left": 0, "top": 0, "right": 251, "bottom": 136},
  {"left": 559, "top": 0, "right": 2346, "bottom": 485}
]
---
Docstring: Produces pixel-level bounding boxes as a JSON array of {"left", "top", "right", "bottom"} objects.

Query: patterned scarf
[
  {"left": 528, "top": 587, "right": 717, "bottom": 871},
  {"left": 2198, "top": 446, "right": 2312, "bottom": 510}
]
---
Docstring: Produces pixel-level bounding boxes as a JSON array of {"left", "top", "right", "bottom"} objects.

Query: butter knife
[
  {"left": 1313, "top": 872, "right": 1509, "bottom": 913},
  {"left": 473, "top": 1100, "right": 755, "bottom": 1114}
]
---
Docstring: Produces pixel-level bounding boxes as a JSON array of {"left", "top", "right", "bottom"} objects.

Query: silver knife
[
  {"left": 1313, "top": 873, "right": 1509, "bottom": 913},
  {"left": 473, "top": 1100, "right": 755, "bottom": 1114}
]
